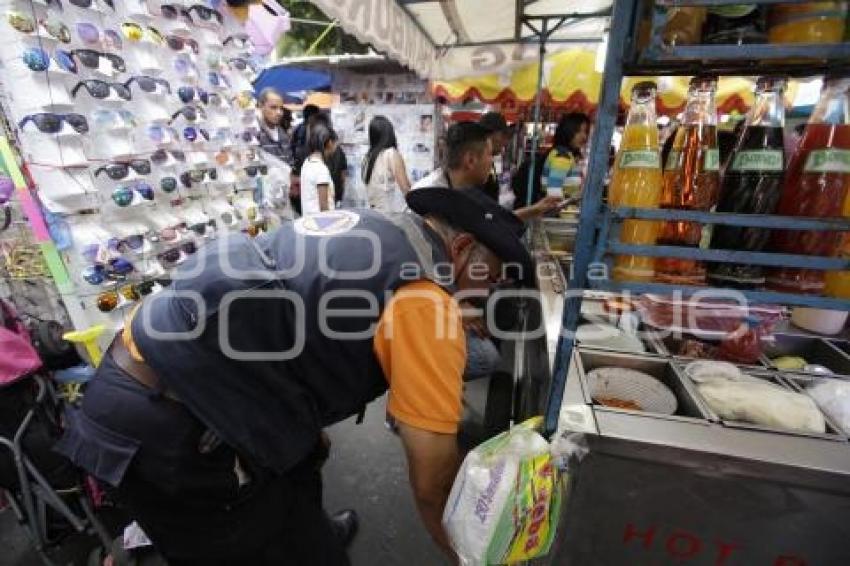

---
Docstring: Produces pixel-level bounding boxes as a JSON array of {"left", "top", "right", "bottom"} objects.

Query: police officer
[{"left": 57, "top": 188, "right": 533, "bottom": 564}]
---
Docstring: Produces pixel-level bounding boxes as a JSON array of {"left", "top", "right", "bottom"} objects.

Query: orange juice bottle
[{"left": 608, "top": 82, "right": 663, "bottom": 282}]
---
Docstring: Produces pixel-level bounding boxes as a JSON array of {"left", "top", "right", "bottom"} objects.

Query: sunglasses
[
  {"left": 125, "top": 75, "right": 171, "bottom": 94},
  {"left": 120, "top": 23, "right": 164, "bottom": 45},
  {"left": 71, "top": 49, "right": 125, "bottom": 73},
  {"left": 148, "top": 223, "right": 188, "bottom": 244},
  {"left": 171, "top": 106, "right": 206, "bottom": 123},
  {"left": 189, "top": 220, "right": 217, "bottom": 237},
  {"left": 112, "top": 183, "right": 154, "bottom": 207},
  {"left": 71, "top": 79, "right": 131, "bottom": 100},
  {"left": 83, "top": 257, "right": 134, "bottom": 285},
  {"left": 145, "top": 125, "right": 178, "bottom": 145},
  {"left": 22, "top": 47, "right": 77, "bottom": 73},
  {"left": 19, "top": 113, "right": 88, "bottom": 134},
  {"left": 92, "top": 109, "right": 136, "bottom": 129},
  {"left": 243, "top": 165, "right": 269, "bottom": 178},
  {"left": 157, "top": 241, "right": 198, "bottom": 268},
  {"left": 208, "top": 71, "right": 231, "bottom": 89},
  {"left": 64, "top": 0, "right": 116, "bottom": 9},
  {"left": 160, "top": 177, "right": 178, "bottom": 193},
  {"left": 8, "top": 12, "right": 72, "bottom": 43},
  {"left": 179, "top": 168, "right": 218, "bottom": 187},
  {"left": 107, "top": 234, "right": 145, "bottom": 255},
  {"left": 75, "top": 23, "right": 121, "bottom": 50},
  {"left": 223, "top": 35, "right": 253, "bottom": 49},
  {"left": 160, "top": 4, "right": 192, "bottom": 22},
  {"left": 96, "top": 283, "right": 147, "bottom": 313},
  {"left": 177, "top": 86, "right": 221, "bottom": 105},
  {"left": 174, "top": 58, "right": 199, "bottom": 77},
  {"left": 182, "top": 127, "right": 210, "bottom": 143},
  {"left": 151, "top": 149, "right": 187, "bottom": 165},
  {"left": 166, "top": 35, "right": 200, "bottom": 54},
  {"left": 187, "top": 4, "right": 223, "bottom": 25},
  {"left": 227, "top": 57, "right": 255, "bottom": 72},
  {"left": 94, "top": 160, "right": 151, "bottom": 180}
]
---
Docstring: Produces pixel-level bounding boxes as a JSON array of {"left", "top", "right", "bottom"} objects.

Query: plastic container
[{"left": 791, "top": 307, "right": 849, "bottom": 335}]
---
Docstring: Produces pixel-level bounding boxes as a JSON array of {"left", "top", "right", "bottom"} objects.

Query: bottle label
[
  {"left": 730, "top": 150, "right": 783, "bottom": 172},
  {"left": 708, "top": 5, "right": 757, "bottom": 18},
  {"left": 704, "top": 149, "right": 720, "bottom": 171},
  {"left": 804, "top": 149, "right": 850, "bottom": 174},
  {"left": 620, "top": 150, "right": 660, "bottom": 169}
]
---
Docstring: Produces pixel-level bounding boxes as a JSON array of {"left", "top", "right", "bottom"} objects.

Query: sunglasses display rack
[{"left": 0, "top": 0, "right": 278, "bottom": 337}]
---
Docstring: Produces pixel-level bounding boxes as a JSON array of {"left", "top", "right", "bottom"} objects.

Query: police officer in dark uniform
[{"left": 57, "top": 188, "right": 532, "bottom": 564}]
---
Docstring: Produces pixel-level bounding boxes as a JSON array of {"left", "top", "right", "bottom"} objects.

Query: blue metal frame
[{"left": 542, "top": 0, "right": 850, "bottom": 437}]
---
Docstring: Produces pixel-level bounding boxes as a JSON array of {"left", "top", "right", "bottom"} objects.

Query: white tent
[{"left": 309, "top": 0, "right": 611, "bottom": 80}]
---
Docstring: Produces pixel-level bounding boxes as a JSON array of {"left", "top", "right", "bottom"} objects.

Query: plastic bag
[
  {"left": 443, "top": 417, "right": 562, "bottom": 566},
  {"left": 807, "top": 379, "right": 850, "bottom": 435}
]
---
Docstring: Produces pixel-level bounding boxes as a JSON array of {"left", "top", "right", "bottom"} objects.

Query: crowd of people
[{"left": 254, "top": 86, "right": 589, "bottom": 221}]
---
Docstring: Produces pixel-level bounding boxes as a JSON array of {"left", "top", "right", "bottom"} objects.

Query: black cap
[
  {"left": 479, "top": 111, "right": 512, "bottom": 133},
  {"left": 406, "top": 187, "right": 532, "bottom": 281}
]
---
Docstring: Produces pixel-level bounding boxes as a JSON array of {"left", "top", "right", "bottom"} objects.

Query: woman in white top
[
  {"left": 299, "top": 124, "right": 337, "bottom": 215},
  {"left": 362, "top": 116, "right": 411, "bottom": 212}
]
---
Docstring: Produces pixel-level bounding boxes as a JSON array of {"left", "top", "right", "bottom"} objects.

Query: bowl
[{"left": 586, "top": 367, "right": 678, "bottom": 415}]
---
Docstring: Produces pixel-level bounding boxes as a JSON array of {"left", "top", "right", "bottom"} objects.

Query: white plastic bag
[
  {"left": 443, "top": 418, "right": 562, "bottom": 566},
  {"left": 807, "top": 379, "right": 850, "bottom": 435}
]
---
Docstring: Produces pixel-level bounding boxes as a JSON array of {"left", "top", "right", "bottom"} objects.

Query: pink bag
[
  {"left": 0, "top": 299, "right": 42, "bottom": 386},
  {"left": 245, "top": 1, "right": 291, "bottom": 56}
]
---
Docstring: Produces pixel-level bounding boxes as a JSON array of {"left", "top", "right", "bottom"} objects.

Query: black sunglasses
[
  {"left": 151, "top": 149, "right": 186, "bottom": 165},
  {"left": 187, "top": 4, "right": 223, "bottom": 24},
  {"left": 179, "top": 168, "right": 217, "bottom": 187},
  {"left": 93, "top": 160, "right": 151, "bottom": 180},
  {"left": 170, "top": 106, "right": 206, "bottom": 123},
  {"left": 223, "top": 35, "right": 252, "bottom": 48},
  {"left": 70, "top": 49, "right": 125, "bottom": 72},
  {"left": 244, "top": 165, "right": 269, "bottom": 177},
  {"left": 71, "top": 79, "right": 131, "bottom": 100},
  {"left": 65, "top": 0, "right": 115, "bottom": 8},
  {"left": 19, "top": 113, "right": 88, "bottom": 134},
  {"left": 125, "top": 76, "right": 171, "bottom": 94}
]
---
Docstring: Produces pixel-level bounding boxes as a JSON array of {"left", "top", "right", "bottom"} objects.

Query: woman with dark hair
[
  {"left": 542, "top": 112, "right": 590, "bottom": 199},
  {"left": 362, "top": 116, "right": 411, "bottom": 212},
  {"left": 299, "top": 123, "right": 338, "bottom": 215}
]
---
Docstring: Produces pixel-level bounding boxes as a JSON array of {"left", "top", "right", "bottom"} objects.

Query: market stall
[
  {"left": 319, "top": 0, "right": 850, "bottom": 563},
  {"left": 0, "top": 1, "right": 289, "bottom": 346}
]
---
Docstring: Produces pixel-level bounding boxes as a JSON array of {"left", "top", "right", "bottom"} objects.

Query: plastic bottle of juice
[
  {"left": 663, "top": 7, "right": 708, "bottom": 45},
  {"left": 708, "top": 76, "right": 787, "bottom": 289},
  {"left": 768, "top": 77, "right": 850, "bottom": 294},
  {"left": 768, "top": 2, "right": 848, "bottom": 44},
  {"left": 608, "top": 82, "right": 663, "bottom": 282},
  {"left": 656, "top": 76, "right": 721, "bottom": 285}
]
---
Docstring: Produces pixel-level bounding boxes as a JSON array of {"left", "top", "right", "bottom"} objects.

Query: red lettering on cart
[
  {"left": 666, "top": 530, "right": 702, "bottom": 560},
  {"left": 774, "top": 557, "right": 807, "bottom": 566},
  {"left": 714, "top": 541, "right": 740, "bottom": 565},
  {"left": 623, "top": 523, "right": 656, "bottom": 549}
]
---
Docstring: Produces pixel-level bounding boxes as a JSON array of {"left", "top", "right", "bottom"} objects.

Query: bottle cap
[{"left": 689, "top": 75, "right": 718, "bottom": 90}]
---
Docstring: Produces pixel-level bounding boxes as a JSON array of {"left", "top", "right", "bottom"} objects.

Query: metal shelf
[{"left": 543, "top": 0, "right": 850, "bottom": 436}]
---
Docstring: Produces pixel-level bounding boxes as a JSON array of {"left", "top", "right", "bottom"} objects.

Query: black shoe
[{"left": 329, "top": 509, "right": 359, "bottom": 547}]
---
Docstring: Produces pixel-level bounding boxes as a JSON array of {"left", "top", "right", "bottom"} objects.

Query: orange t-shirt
[{"left": 373, "top": 280, "right": 466, "bottom": 434}]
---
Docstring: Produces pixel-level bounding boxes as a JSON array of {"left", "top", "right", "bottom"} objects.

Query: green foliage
[{"left": 274, "top": 0, "right": 369, "bottom": 57}]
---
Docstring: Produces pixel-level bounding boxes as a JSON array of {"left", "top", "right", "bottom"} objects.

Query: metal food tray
[
  {"left": 678, "top": 368, "right": 847, "bottom": 442},
  {"left": 576, "top": 349, "right": 712, "bottom": 424},
  {"left": 777, "top": 373, "right": 850, "bottom": 441},
  {"left": 576, "top": 306, "right": 664, "bottom": 357},
  {"left": 647, "top": 332, "right": 770, "bottom": 369},
  {"left": 761, "top": 334, "right": 850, "bottom": 376}
]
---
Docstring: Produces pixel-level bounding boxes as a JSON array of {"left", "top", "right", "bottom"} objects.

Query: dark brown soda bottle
[{"left": 708, "top": 76, "right": 787, "bottom": 289}]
